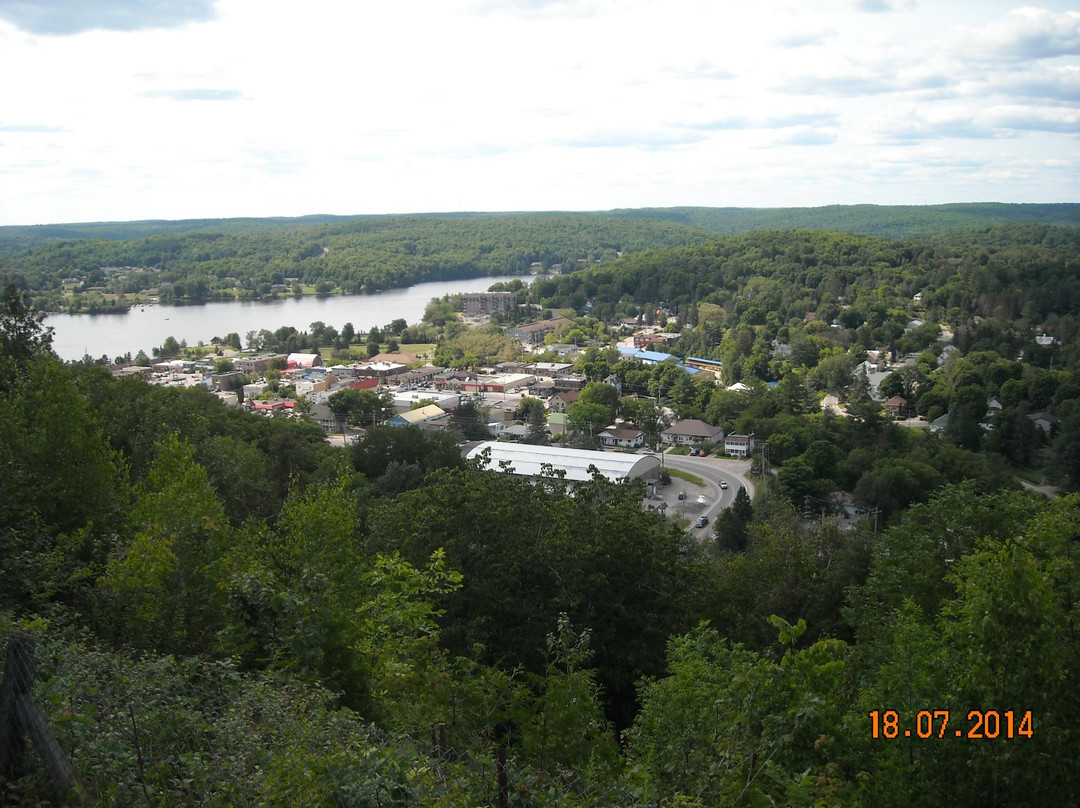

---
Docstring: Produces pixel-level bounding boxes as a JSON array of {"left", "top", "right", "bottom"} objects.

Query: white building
[
  {"left": 465, "top": 442, "right": 661, "bottom": 483},
  {"left": 724, "top": 433, "right": 756, "bottom": 457}
]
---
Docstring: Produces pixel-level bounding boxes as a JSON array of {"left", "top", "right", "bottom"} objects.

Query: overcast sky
[{"left": 1, "top": 0, "right": 1077, "bottom": 226}]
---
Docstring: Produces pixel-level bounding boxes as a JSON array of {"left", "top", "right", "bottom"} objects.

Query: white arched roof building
[{"left": 465, "top": 442, "right": 661, "bottom": 484}]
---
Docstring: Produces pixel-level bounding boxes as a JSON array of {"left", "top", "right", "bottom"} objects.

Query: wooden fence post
[
  {"left": 496, "top": 746, "right": 508, "bottom": 808},
  {"left": 0, "top": 632, "right": 35, "bottom": 780},
  {"left": 0, "top": 633, "right": 81, "bottom": 801}
]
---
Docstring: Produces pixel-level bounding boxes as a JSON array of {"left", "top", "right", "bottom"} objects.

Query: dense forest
[
  {"left": 3, "top": 250, "right": 1080, "bottom": 804},
  {"left": 3, "top": 207, "right": 1080, "bottom": 805},
  {"left": 2, "top": 204, "right": 1079, "bottom": 312}
]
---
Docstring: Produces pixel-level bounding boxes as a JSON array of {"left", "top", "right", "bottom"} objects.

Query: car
[
  {"left": 697, "top": 495, "right": 708, "bottom": 504},
  {"left": 719, "top": 480, "right": 728, "bottom": 489},
  {"left": 688, "top": 448, "right": 698, "bottom": 456},
  {"left": 677, "top": 491, "right": 686, "bottom": 500},
  {"left": 694, "top": 516, "right": 709, "bottom": 528}
]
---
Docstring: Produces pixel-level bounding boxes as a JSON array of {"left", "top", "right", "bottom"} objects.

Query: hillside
[{"left": 4, "top": 203, "right": 1078, "bottom": 253}]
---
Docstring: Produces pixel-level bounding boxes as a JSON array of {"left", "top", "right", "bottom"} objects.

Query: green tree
[
  {"left": 715, "top": 485, "right": 753, "bottom": 552},
  {"left": 100, "top": 435, "right": 230, "bottom": 654},
  {"left": 448, "top": 398, "right": 490, "bottom": 440},
  {"left": 626, "top": 620, "right": 851, "bottom": 806},
  {"left": 0, "top": 282, "right": 53, "bottom": 390}
]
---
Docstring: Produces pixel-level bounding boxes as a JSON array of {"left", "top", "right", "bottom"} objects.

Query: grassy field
[
  {"left": 666, "top": 467, "right": 706, "bottom": 487},
  {"left": 1012, "top": 465, "right": 1046, "bottom": 485}
]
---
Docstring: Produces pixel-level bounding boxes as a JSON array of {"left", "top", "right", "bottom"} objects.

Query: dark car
[{"left": 694, "top": 515, "right": 709, "bottom": 528}]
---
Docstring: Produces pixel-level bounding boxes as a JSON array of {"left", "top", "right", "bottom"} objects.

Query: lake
[{"left": 47, "top": 276, "right": 533, "bottom": 361}]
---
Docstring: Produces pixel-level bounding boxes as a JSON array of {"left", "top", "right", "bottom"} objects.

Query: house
[
  {"left": 603, "top": 373, "right": 623, "bottom": 394},
  {"left": 597, "top": 426, "right": 645, "bottom": 449},
  {"left": 884, "top": 396, "right": 907, "bottom": 418},
  {"left": 546, "top": 343, "right": 581, "bottom": 357},
  {"left": 1028, "top": 412, "right": 1060, "bottom": 437},
  {"left": 724, "top": 433, "right": 756, "bottom": 457},
  {"left": 507, "top": 317, "right": 572, "bottom": 346},
  {"left": 662, "top": 419, "right": 724, "bottom": 447},
  {"left": 309, "top": 402, "right": 346, "bottom": 433},
  {"left": 498, "top": 424, "right": 532, "bottom": 442},
  {"left": 547, "top": 412, "right": 569, "bottom": 435},
  {"left": 821, "top": 394, "right": 842, "bottom": 415},
  {"left": 929, "top": 412, "right": 950, "bottom": 434},
  {"left": 388, "top": 404, "right": 447, "bottom": 427},
  {"left": 548, "top": 391, "right": 580, "bottom": 414}
]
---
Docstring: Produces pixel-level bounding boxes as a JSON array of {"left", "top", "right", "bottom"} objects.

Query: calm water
[{"left": 47, "top": 276, "right": 532, "bottom": 361}]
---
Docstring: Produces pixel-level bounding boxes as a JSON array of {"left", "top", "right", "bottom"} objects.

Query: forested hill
[
  {"left": 532, "top": 225, "right": 1080, "bottom": 343},
  {"left": 4, "top": 204, "right": 1078, "bottom": 312},
  {"left": 0, "top": 213, "right": 714, "bottom": 307},
  {"left": 607, "top": 202, "right": 1080, "bottom": 238},
  {"left": 4, "top": 203, "right": 1078, "bottom": 252}
]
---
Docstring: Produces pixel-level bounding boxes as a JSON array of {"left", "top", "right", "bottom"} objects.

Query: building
[
  {"left": 548, "top": 390, "right": 579, "bottom": 414},
  {"left": 460, "top": 374, "right": 536, "bottom": 396},
  {"left": 465, "top": 441, "right": 661, "bottom": 484},
  {"left": 309, "top": 402, "right": 346, "bottom": 433},
  {"left": 634, "top": 332, "right": 680, "bottom": 348},
  {"left": 390, "top": 389, "right": 461, "bottom": 413},
  {"left": 884, "top": 396, "right": 907, "bottom": 418},
  {"left": 354, "top": 361, "right": 409, "bottom": 381},
  {"left": 235, "top": 354, "right": 284, "bottom": 375},
  {"left": 724, "top": 433, "right": 756, "bottom": 457},
  {"left": 211, "top": 370, "right": 244, "bottom": 391},
  {"left": 685, "top": 356, "right": 724, "bottom": 380},
  {"left": 252, "top": 398, "right": 296, "bottom": 414},
  {"left": 1028, "top": 412, "right": 1060, "bottom": 437},
  {"left": 463, "top": 291, "right": 517, "bottom": 317},
  {"left": 507, "top": 317, "right": 572, "bottom": 346},
  {"left": 597, "top": 426, "right": 645, "bottom": 449},
  {"left": 286, "top": 353, "right": 324, "bottom": 370},
  {"left": 662, "top": 419, "right": 724, "bottom": 447},
  {"left": 388, "top": 404, "right": 448, "bottom": 427}
]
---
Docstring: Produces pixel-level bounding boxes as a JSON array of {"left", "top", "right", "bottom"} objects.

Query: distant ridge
[
  {"left": 605, "top": 203, "right": 1080, "bottom": 239},
  {"left": 3, "top": 203, "right": 1078, "bottom": 251}
]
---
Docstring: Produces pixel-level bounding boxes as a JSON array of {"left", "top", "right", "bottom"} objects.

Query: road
[{"left": 657, "top": 452, "right": 755, "bottom": 533}]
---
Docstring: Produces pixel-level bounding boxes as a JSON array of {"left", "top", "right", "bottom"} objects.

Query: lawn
[{"left": 666, "top": 467, "right": 706, "bottom": 487}]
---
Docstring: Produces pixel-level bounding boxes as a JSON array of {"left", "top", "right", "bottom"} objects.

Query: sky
[{"left": 0, "top": 0, "right": 1078, "bottom": 226}]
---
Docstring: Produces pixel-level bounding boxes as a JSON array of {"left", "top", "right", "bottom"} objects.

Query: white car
[
  {"left": 719, "top": 480, "right": 728, "bottom": 489},
  {"left": 697, "top": 495, "right": 708, "bottom": 504}
]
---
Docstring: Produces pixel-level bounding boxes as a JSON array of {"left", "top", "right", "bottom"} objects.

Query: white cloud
[
  {"left": 0, "top": 0, "right": 1077, "bottom": 225},
  {"left": 959, "top": 6, "right": 1080, "bottom": 62},
  {"left": 0, "top": 0, "right": 219, "bottom": 35}
]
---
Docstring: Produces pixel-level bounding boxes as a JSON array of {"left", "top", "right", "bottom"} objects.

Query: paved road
[{"left": 657, "top": 452, "right": 754, "bottom": 533}]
